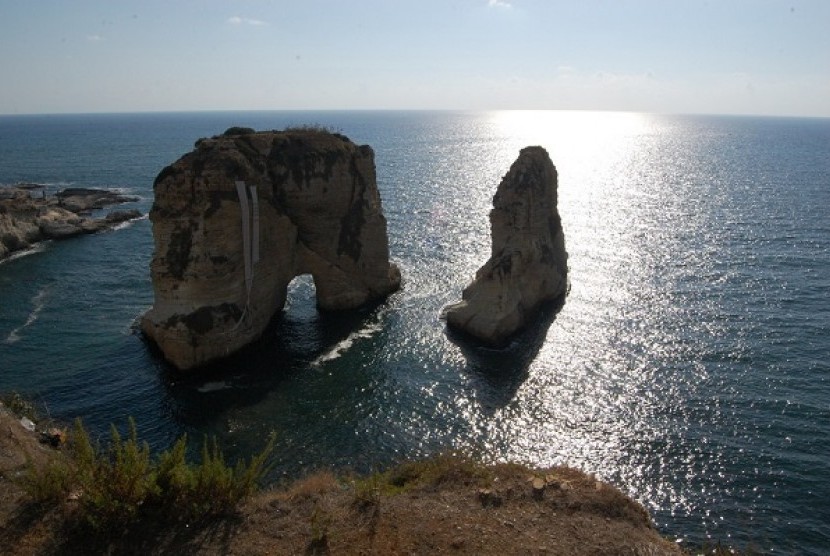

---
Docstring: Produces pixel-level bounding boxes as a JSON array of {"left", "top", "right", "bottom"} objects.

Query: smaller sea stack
[{"left": 443, "top": 146, "right": 568, "bottom": 345}]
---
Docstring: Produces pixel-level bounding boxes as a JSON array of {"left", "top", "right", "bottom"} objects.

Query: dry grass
[
  {"left": 0, "top": 404, "right": 699, "bottom": 555},
  {"left": 230, "top": 456, "right": 684, "bottom": 556},
  {"left": 284, "top": 470, "right": 341, "bottom": 502}
]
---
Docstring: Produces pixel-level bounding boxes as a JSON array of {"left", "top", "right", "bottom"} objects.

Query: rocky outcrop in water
[
  {"left": 0, "top": 186, "right": 141, "bottom": 260},
  {"left": 141, "top": 127, "right": 401, "bottom": 370},
  {"left": 443, "top": 147, "right": 568, "bottom": 345},
  {"left": 55, "top": 187, "right": 139, "bottom": 213}
]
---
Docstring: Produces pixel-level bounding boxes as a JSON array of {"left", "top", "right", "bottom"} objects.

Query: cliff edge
[{"left": 0, "top": 403, "right": 681, "bottom": 555}]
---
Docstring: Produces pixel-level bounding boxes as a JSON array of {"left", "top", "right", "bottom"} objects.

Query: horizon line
[{"left": 1, "top": 108, "right": 828, "bottom": 120}]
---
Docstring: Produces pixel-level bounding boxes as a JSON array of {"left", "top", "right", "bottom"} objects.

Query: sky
[{"left": 1, "top": 0, "right": 828, "bottom": 116}]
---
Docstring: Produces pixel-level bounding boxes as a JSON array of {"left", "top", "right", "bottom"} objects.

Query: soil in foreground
[{"left": 0, "top": 405, "right": 682, "bottom": 555}]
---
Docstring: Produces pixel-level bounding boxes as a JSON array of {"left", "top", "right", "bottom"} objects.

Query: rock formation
[
  {"left": 443, "top": 147, "right": 568, "bottom": 345},
  {"left": 0, "top": 186, "right": 141, "bottom": 260},
  {"left": 55, "top": 187, "right": 139, "bottom": 213},
  {"left": 141, "top": 127, "right": 401, "bottom": 370}
]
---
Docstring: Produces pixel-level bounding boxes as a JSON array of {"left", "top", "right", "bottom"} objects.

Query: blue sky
[{"left": 1, "top": 0, "right": 828, "bottom": 116}]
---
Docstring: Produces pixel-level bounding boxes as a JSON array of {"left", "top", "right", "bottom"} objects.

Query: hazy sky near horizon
[{"left": 1, "top": 0, "right": 828, "bottom": 116}]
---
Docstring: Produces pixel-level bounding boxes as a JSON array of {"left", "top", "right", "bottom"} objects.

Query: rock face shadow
[
  {"left": 447, "top": 295, "right": 566, "bottom": 413},
  {"left": 147, "top": 300, "right": 385, "bottom": 427}
]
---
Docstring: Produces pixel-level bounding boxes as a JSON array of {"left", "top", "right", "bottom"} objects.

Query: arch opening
[{"left": 283, "top": 274, "right": 318, "bottom": 322}]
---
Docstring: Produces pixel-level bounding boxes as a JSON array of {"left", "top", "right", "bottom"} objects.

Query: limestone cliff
[
  {"left": 141, "top": 128, "right": 401, "bottom": 370},
  {"left": 443, "top": 147, "right": 568, "bottom": 345}
]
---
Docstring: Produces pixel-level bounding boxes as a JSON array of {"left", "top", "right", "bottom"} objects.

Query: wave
[
  {"left": 196, "top": 381, "right": 233, "bottom": 393},
  {"left": 109, "top": 213, "right": 148, "bottom": 232},
  {"left": 3, "top": 286, "right": 49, "bottom": 344},
  {"left": 0, "top": 241, "right": 51, "bottom": 266},
  {"left": 311, "top": 321, "right": 383, "bottom": 367}
]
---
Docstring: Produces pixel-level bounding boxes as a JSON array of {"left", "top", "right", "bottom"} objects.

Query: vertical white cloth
[
  {"left": 249, "top": 185, "right": 260, "bottom": 265},
  {"left": 235, "top": 180, "right": 253, "bottom": 296}
]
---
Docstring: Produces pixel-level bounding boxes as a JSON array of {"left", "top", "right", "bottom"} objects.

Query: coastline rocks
[
  {"left": 55, "top": 187, "right": 139, "bottom": 213},
  {"left": 443, "top": 146, "right": 568, "bottom": 345},
  {"left": 141, "top": 128, "right": 401, "bottom": 370},
  {"left": 0, "top": 186, "right": 141, "bottom": 260}
]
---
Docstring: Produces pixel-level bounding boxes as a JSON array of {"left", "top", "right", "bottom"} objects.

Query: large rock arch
[{"left": 141, "top": 128, "right": 401, "bottom": 370}]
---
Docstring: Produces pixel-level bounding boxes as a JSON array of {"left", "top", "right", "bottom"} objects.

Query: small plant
[
  {"left": 372, "top": 453, "right": 493, "bottom": 495},
  {"left": 222, "top": 126, "right": 256, "bottom": 136},
  {"left": 307, "top": 505, "right": 332, "bottom": 555},
  {"left": 80, "top": 418, "right": 156, "bottom": 530},
  {"left": 172, "top": 434, "right": 275, "bottom": 519},
  {"left": 19, "top": 416, "right": 275, "bottom": 536},
  {"left": 17, "top": 418, "right": 90, "bottom": 508},
  {"left": 284, "top": 123, "right": 338, "bottom": 134},
  {"left": 20, "top": 458, "right": 74, "bottom": 506},
  {"left": 1, "top": 390, "right": 39, "bottom": 421},
  {"left": 352, "top": 472, "right": 381, "bottom": 510},
  {"left": 155, "top": 434, "right": 190, "bottom": 507}
]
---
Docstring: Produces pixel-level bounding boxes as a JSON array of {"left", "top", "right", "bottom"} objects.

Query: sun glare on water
[{"left": 434, "top": 110, "right": 706, "bottom": 524}]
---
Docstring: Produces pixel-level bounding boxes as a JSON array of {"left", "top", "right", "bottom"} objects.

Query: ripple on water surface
[{"left": 1, "top": 112, "right": 829, "bottom": 554}]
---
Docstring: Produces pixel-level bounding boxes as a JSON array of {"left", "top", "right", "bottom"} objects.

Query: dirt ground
[{"left": 0, "top": 406, "right": 683, "bottom": 555}]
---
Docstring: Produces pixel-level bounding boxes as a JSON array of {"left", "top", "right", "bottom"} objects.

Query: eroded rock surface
[
  {"left": 55, "top": 187, "right": 139, "bottom": 213},
  {"left": 443, "top": 146, "right": 567, "bottom": 345},
  {"left": 0, "top": 186, "right": 141, "bottom": 260},
  {"left": 141, "top": 128, "right": 401, "bottom": 370}
]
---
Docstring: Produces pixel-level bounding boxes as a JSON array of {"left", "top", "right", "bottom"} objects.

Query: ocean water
[{"left": 1, "top": 111, "right": 828, "bottom": 553}]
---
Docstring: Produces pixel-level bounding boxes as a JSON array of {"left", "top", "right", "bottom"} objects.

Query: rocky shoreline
[{"left": 0, "top": 185, "right": 141, "bottom": 261}]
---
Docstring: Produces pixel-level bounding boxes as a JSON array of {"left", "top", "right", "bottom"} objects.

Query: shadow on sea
[
  {"left": 446, "top": 295, "right": 566, "bottom": 413},
  {"left": 145, "top": 301, "right": 384, "bottom": 428}
]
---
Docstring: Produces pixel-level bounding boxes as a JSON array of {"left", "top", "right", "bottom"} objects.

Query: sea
[{"left": 0, "top": 111, "right": 828, "bottom": 553}]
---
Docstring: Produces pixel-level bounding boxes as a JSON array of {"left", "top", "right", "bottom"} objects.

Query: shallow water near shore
[{"left": 1, "top": 111, "right": 829, "bottom": 553}]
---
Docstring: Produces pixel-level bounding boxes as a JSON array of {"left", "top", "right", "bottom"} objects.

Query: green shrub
[
  {"left": 20, "top": 416, "right": 275, "bottom": 535},
  {"left": 156, "top": 433, "right": 275, "bottom": 520},
  {"left": 18, "top": 418, "right": 91, "bottom": 507},
  {"left": 155, "top": 434, "right": 191, "bottom": 507},
  {"left": 284, "top": 123, "right": 335, "bottom": 133},
  {"left": 1, "top": 390, "right": 39, "bottom": 421},
  {"left": 20, "top": 459, "right": 73, "bottom": 506},
  {"left": 352, "top": 472, "right": 382, "bottom": 508},
  {"left": 75, "top": 418, "right": 157, "bottom": 530}
]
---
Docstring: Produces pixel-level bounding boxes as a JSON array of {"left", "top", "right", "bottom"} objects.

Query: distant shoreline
[{"left": 0, "top": 185, "right": 141, "bottom": 261}]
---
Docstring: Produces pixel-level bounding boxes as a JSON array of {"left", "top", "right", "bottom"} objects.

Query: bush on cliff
[{"left": 20, "top": 417, "right": 274, "bottom": 534}]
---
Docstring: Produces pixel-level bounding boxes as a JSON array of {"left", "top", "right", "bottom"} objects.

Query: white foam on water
[
  {"left": 0, "top": 242, "right": 50, "bottom": 266},
  {"left": 4, "top": 286, "right": 49, "bottom": 344},
  {"left": 311, "top": 321, "right": 383, "bottom": 367},
  {"left": 197, "top": 381, "right": 233, "bottom": 393},
  {"left": 109, "top": 213, "right": 148, "bottom": 232}
]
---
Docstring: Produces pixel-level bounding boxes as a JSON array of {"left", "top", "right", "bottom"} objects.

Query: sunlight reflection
[
  {"left": 442, "top": 110, "right": 706, "bottom": 529},
  {"left": 489, "top": 109, "right": 648, "bottom": 146}
]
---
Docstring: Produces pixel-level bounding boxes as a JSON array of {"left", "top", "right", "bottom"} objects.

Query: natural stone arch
[
  {"left": 141, "top": 128, "right": 401, "bottom": 370},
  {"left": 283, "top": 273, "right": 318, "bottom": 315}
]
